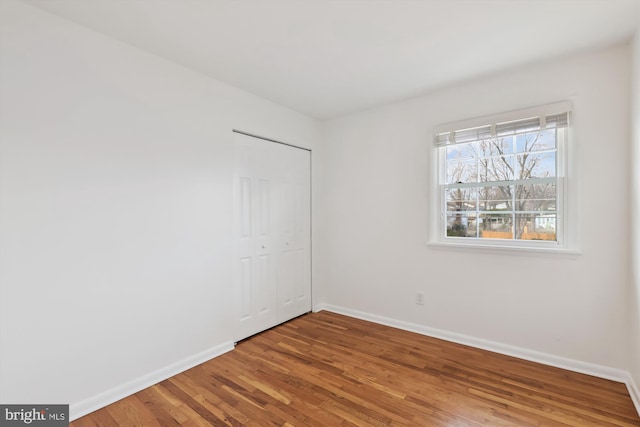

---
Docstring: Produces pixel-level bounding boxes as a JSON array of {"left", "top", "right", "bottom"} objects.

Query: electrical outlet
[{"left": 415, "top": 292, "right": 424, "bottom": 305}]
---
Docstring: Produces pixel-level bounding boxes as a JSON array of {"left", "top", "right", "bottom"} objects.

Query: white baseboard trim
[
  {"left": 315, "top": 303, "right": 640, "bottom": 417},
  {"left": 626, "top": 373, "right": 640, "bottom": 416},
  {"left": 69, "top": 341, "right": 235, "bottom": 421}
]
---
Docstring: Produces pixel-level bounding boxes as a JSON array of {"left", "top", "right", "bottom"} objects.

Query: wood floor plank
[{"left": 71, "top": 311, "right": 640, "bottom": 426}]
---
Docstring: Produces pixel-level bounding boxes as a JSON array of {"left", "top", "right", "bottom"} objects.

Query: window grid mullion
[
  {"left": 476, "top": 155, "right": 480, "bottom": 237},
  {"left": 444, "top": 176, "right": 556, "bottom": 190},
  {"left": 511, "top": 135, "right": 516, "bottom": 240}
]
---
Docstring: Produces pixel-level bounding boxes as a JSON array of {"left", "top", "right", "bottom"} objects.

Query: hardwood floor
[{"left": 71, "top": 311, "right": 640, "bottom": 426}]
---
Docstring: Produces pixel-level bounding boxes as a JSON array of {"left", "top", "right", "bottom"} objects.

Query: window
[{"left": 432, "top": 102, "right": 571, "bottom": 250}]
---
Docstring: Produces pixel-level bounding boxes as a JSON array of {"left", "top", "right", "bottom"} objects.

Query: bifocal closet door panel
[
  {"left": 233, "top": 133, "right": 277, "bottom": 341},
  {"left": 271, "top": 143, "right": 311, "bottom": 324}
]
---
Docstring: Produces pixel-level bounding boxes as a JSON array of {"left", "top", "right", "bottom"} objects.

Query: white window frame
[{"left": 428, "top": 101, "right": 580, "bottom": 254}]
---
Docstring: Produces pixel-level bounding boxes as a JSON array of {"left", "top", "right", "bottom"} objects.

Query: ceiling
[{"left": 23, "top": 0, "right": 640, "bottom": 120}]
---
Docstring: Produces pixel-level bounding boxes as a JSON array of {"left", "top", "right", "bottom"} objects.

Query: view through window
[{"left": 435, "top": 107, "right": 569, "bottom": 245}]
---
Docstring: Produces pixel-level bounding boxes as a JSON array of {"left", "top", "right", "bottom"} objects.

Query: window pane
[
  {"left": 516, "top": 129, "right": 556, "bottom": 153},
  {"left": 478, "top": 138, "right": 513, "bottom": 155},
  {"left": 478, "top": 155, "right": 515, "bottom": 182},
  {"left": 446, "top": 213, "right": 478, "bottom": 237},
  {"left": 478, "top": 185, "right": 513, "bottom": 212},
  {"left": 446, "top": 141, "right": 476, "bottom": 160},
  {"left": 516, "top": 152, "right": 556, "bottom": 180},
  {"left": 515, "top": 183, "right": 556, "bottom": 212},
  {"left": 446, "top": 188, "right": 477, "bottom": 211},
  {"left": 515, "top": 213, "right": 557, "bottom": 241},
  {"left": 447, "top": 159, "right": 477, "bottom": 183},
  {"left": 478, "top": 213, "right": 513, "bottom": 239}
]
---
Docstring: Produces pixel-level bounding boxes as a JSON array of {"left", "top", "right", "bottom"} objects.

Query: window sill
[{"left": 426, "top": 240, "right": 581, "bottom": 257}]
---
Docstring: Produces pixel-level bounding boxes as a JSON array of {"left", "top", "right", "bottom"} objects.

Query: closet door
[
  {"left": 233, "top": 132, "right": 311, "bottom": 342},
  {"left": 272, "top": 142, "right": 311, "bottom": 323},
  {"left": 234, "top": 133, "right": 278, "bottom": 341}
]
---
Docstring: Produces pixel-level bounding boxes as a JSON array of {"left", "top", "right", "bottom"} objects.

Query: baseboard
[
  {"left": 69, "top": 341, "right": 235, "bottom": 421},
  {"left": 315, "top": 303, "right": 640, "bottom": 416},
  {"left": 626, "top": 373, "right": 640, "bottom": 416}
]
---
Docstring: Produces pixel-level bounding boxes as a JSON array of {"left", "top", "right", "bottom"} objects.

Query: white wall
[
  {"left": 0, "top": 0, "right": 321, "bottom": 418},
  {"left": 630, "top": 12, "right": 640, "bottom": 397},
  {"left": 320, "top": 45, "right": 632, "bottom": 372}
]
